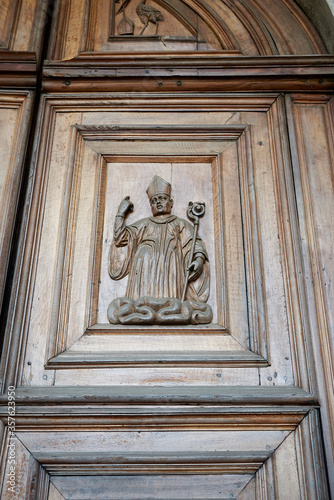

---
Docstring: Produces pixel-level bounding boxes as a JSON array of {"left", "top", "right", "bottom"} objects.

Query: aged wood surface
[
  {"left": 0, "top": 411, "right": 327, "bottom": 498},
  {"left": 0, "top": 386, "right": 316, "bottom": 405},
  {"left": 0, "top": 87, "right": 332, "bottom": 496},
  {"left": 0, "top": 91, "right": 34, "bottom": 309},
  {"left": 0, "top": 432, "right": 40, "bottom": 500},
  {"left": 47, "top": 0, "right": 326, "bottom": 60},
  {"left": 48, "top": 483, "right": 64, "bottom": 500},
  {"left": 42, "top": 54, "right": 334, "bottom": 93},
  {"left": 0, "top": 0, "right": 333, "bottom": 496},
  {"left": 0, "top": 405, "right": 310, "bottom": 431},
  {"left": 50, "top": 475, "right": 252, "bottom": 499},
  {"left": 0, "top": 100, "right": 307, "bottom": 383},
  {"left": 0, "top": 0, "right": 49, "bottom": 60},
  {"left": 0, "top": 52, "right": 37, "bottom": 88}
]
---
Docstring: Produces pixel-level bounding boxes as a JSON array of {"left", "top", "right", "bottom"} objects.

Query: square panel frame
[{"left": 41, "top": 124, "right": 270, "bottom": 369}]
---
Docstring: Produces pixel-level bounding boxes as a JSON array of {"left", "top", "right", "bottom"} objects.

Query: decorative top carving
[
  {"left": 136, "top": 0, "right": 164, "bottom": 35},
  {"left": 115, "top": 0, "right": 164, "bottom": 36},
  {"left": 108, "top": 175, "right": 212, "bottom": 325}
]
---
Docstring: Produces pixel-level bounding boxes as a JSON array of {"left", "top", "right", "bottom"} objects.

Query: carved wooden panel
[
  {"left": 47, "top": 0, "right": 325, "bottom": 60},
  {"left": 0, "top": 409, "right": 329, "bottom": 499},
  {"left": 0, "top": 91, "right": 34, "bottom": 309},
  {"left": 0, "top": 93, "right": 316, "bottom": 400}
]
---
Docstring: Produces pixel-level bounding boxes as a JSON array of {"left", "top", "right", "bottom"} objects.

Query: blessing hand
[
  {"left": 188, "top": 255, "right": 204, "bottom": 282},
  {"left": 117, "top": 196, "right": 134, "bottom": 217}
]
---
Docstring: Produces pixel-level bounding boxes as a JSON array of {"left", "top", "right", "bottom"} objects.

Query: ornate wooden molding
[
  {"left": 46, "top": 350, "right": 268, "bottom": 369},
  {"left": 32, "top": 451, "right": 273, "bottom": 475},
  {"left": 0, "top": 404, "right": 310, "bottom": 431},
  {"left": 0, "top": 386, "right": 317, "bottom": 405},
  {"left": 0, "top": 51, "right": 37, "bottom": 88},
  {"left": 42, "top": 54, "right": 334, "bottom": 92},
  {"left": 75, "top": 124, "right": 246, "bottom": 140}
]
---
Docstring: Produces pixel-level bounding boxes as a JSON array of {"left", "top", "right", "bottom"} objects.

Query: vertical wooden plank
[
  {"left": 11, "top": 0, "right": 49, "bottom": 56},
  {"left": 0, "top": 92, "right": 34, "bottom": 310},
  {"left": 65, "top": 138, "right": 100, "bottom": 348},
  {"left": 286, "top": 94, "right": 334, "bottom": 496},
  {"left": 11, "top": 0, "right": 37, "bottom": 51},
  {"left": 0, "top": 107, "right": 19, "bottom": 229},
  {"left": 220, "top": 142, "right": 249, "bottom": 346},
  {"left": 255, "top": 457, "right": 275, "bottom": 500},
  {"left": 63, "top": 0, "right": 87, "bottom": 59},
  {"left": 0, "top": 0, "right": 19, "bottom": 49},
  {"left": 241, "top": 109, "right": 294, "bottom": 386},
  {"left": 267, "top": 96, "right": 314, "bottom": 392},
  {"left": 94, "top": 0, "right": 111, "bottom": 52},
  {"left": 0, "top": 96, "right": 54, "bottom": 392},
  {"left": 20, "top": 110, "right": 82, "bottom": 388},
  {"left": 272, "top": 432, "right": 301, "bottom": 500}
]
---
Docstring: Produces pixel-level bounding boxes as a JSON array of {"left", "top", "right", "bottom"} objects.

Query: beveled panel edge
[
  {"left": 75, "top": 124, "right": 246, "bottom": 141},
  {"left": 39, "top": 92, "right": 281, "bottom": 112},
  {"left": 45, "top": 350, "right": 269, "bottom": 369},
  {"left": 85, "top": 322, "right": 227, "bottom": 334},
  {"left": 33, "top": 451, "right": 270, "bottom": 475},
  {"left": 0, "top": 405, "right": 310, "bottom": 431}
]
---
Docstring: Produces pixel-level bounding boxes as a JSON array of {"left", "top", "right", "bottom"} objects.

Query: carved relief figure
[
  {"left": 108, "top": 175, "right": 212, "bottom": 324},
  {"left": 136, "top": 0, "right": 164, "bottom": 35},
  {"left": 115, "top": 0, "right": 135, "bottom": 35},
  {"left": 115, "top": 0, "right": 164, "bottom": 35}
]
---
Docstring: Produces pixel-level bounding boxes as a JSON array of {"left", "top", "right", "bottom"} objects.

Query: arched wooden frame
[{"left": 49, "top": 0, "right": 327, "bottom": 61}]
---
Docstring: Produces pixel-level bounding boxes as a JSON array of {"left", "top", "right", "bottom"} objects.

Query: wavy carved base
[{"left": 107, "top": 297, "right": 213, "bottom": 325}]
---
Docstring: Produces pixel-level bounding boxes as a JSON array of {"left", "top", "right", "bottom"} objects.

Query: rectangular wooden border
[{"left": 40, "top": 123, "right": 271, "bottom": 368}]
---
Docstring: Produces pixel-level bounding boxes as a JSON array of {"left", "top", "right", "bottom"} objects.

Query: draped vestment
[{"left": 109, "top": 214, "right": 210, "bottom": 302}]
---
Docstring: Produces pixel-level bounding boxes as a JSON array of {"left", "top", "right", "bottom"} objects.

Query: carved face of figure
[{"left": 150, "top": 194, "right": 173, "bottom": 216}]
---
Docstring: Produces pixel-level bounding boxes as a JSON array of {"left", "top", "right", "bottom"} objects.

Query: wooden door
[{"left": 0, "top": 1, "right": 333, "bottom": 498}]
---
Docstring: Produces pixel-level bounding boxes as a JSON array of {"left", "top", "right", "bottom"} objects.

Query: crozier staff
[{"left": 109, "top": 175, "right": 210, "bottom": 302}]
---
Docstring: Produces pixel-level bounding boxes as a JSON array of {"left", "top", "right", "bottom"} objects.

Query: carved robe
[{"left": 109, "top": 214, "right": 210, "bottom": 302}]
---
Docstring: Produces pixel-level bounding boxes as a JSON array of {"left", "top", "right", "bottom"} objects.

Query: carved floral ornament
[{"left": 108, "top": 175, "right": 212, "bottom": 324}]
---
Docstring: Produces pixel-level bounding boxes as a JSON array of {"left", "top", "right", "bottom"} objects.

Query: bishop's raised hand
[{"left": 117, "top": 196, "right": 134, "bottom": 217}]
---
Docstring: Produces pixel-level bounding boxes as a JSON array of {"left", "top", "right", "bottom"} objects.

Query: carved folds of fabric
[{"left": 109, "top": 215, "right": 210, "bottom": 302}]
